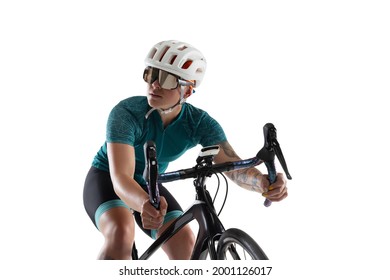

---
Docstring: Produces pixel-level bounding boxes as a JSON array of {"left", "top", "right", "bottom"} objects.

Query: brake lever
[
  {"left": 273, "top": 138, "right": 292, "bottom": 180},
  {"left": 256, "top": 123, "right": 292, "bottom": 207},
  {"left": 143, "top": 141, "right": 160, "bottom": 209}
]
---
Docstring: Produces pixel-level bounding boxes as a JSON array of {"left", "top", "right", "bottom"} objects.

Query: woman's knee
[
  {"left": 180, "top": 226, "right": 195, "bottom": 248},
  {"left": 161, "top": 225, "right": 195, "bottom": 259},
  {"left": 99, "top": 208, "right": 135, "bottom": 248}
]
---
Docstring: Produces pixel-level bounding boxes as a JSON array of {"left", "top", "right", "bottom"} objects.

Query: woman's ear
[{"left": 184, "top": 85, "right": 193, "bottom": 98}]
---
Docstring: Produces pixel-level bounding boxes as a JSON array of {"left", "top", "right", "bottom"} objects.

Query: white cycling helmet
[{"left": 145, "top": 40, "right": 207, "bottom": 87}]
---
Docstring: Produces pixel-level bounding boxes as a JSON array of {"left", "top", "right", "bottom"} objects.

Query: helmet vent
[
  {"left": 169, "top": 55, "right": 177, "bottom": 65},
  {"left": 159, "top": 46, "right": 170, "bottom": 62},
  {"left": 177, "top": 45, "right": 188, "bottom": 51},
  {"left": 181, "top": 60, "right": 193, "bottom": 69},
  {"left": 148, "top": 48, "right": 157, "bottom": 59}
]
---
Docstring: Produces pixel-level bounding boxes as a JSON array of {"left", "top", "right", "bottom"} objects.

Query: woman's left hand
[{"left": 261, "top": 173, "right": 288, "bottom": 202}]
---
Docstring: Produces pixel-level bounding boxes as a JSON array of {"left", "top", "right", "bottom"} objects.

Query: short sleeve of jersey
[
  {"left": 198, "top": 112, "right": 227, "bottom": 147},
  {"left": 106, "top": 103, "right": 139, "bottom": 145}
]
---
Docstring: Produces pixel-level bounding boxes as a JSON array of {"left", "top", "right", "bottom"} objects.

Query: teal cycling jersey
[{"left": 92, "top": 96, "right": 227, "bottom": 185}]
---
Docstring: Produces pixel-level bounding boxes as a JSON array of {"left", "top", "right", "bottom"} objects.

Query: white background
[{"left": 1, "top": 0, "right": 389, "bottom": 279}]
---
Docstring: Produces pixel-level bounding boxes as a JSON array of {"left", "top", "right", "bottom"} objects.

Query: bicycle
[{"left": 132, "top": 123, "right": 292, "bottom": 260}]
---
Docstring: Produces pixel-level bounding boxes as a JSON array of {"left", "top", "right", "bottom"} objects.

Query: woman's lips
[{"left": 149, "top": 93, "right": 162, "bottom": 98}]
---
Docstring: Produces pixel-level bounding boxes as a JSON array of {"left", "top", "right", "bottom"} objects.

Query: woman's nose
[{"left": 151, "top": 79, "right": 161, "bottom": 89}]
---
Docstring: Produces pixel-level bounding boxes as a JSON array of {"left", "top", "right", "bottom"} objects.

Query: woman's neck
[{"left": 159, "top": 104, "right": 182, "bottom": 127}]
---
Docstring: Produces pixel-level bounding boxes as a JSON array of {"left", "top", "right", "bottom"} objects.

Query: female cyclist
[{"left": 83, "top": 40, "right": 288, "bottom": 260}]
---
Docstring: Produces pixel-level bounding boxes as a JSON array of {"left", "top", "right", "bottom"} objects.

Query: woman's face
[{"left": 146, "top": 80, "right": 182, "bottom": 110}]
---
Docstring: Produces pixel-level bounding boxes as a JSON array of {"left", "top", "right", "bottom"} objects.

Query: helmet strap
[{"left": 145, "top": 86, "right": 187, "bottom": 119}]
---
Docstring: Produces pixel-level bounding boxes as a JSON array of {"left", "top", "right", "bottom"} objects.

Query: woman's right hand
[{"left": 141, "top": 196, "right": 168, "bottom": 230}]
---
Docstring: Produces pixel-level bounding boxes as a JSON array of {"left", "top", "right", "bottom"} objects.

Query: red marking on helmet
[{"left": 181, "top": 60, "right": 193, "bottom": 69}]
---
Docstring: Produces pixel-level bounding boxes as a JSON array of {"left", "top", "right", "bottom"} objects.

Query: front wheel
[{"left": 216, "top": 228, "right": 268, "bottom": 260}]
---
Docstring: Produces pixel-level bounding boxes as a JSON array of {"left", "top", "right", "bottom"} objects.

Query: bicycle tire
[{"left": 216, "top": 228, "right": 268, "bottom": 260}]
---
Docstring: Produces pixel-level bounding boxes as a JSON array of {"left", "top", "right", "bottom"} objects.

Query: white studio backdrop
[{"left": 1, "top": 1, "right": 389, "bottom": 279}]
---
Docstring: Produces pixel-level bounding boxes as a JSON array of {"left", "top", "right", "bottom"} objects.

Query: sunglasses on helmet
[{"left": 143, "top": 67, "right": 194, "bottom": 90}]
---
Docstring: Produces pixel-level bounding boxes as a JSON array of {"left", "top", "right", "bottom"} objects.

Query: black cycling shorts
[{"left": 83, "top": 166, "right": 183, "bottom": 239}]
